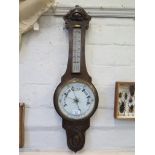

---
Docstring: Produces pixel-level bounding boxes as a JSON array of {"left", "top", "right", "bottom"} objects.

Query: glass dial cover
[{"left": 56, "top": 79, "right": 97, "bottom": 120}]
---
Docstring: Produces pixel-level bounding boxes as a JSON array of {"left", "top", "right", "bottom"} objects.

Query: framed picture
[
  {"left": 19, "top": 103, "right": 25, "bottom": 148},
  {"left": 114, "top": 82, "right": 135, "bottom": 119}
]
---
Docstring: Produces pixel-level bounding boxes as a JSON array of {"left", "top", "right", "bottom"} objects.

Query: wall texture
[{"left": 19, "top": 0, "right": 135, "bottom": 153}]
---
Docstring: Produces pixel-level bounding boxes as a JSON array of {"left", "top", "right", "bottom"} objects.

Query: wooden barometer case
[{"left": 54, "top": 5, "right": 98, "bottom": 152}]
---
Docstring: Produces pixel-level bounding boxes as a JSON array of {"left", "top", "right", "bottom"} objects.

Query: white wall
[
  {"left": 55, "top": 0, "right": 135, "bottom": 8},
  {"left": 19, "top": 0, "right": 135, "bottom": 153}
]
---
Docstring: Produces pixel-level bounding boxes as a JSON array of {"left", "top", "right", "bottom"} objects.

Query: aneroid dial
[{"left": 57, "top": 79, "right": 96, "bottom": 120}]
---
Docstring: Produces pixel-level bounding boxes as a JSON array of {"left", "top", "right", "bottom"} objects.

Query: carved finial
[{"left": 64, "top": 5, "right": 91, "bottom": 29}]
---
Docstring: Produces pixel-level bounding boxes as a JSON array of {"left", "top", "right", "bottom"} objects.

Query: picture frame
[
  {"left": 114, "top": 82, "right": 135, "bottom": 119},
  {"left": 19, "top": 103, "right": 25, "bottom": 148}
]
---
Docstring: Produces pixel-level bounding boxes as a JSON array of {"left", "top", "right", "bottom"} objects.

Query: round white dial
[{"left": 57, "top": 80, "right": 96, "bottom": 120}]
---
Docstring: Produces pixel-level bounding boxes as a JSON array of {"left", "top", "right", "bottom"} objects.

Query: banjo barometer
[{"left": 54, "top": 5, "right": 98, "bottom": 152}]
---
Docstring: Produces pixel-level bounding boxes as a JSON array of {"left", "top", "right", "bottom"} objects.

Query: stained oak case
[{"left": 53, "top": 6, "right": 98, "bottom": 152}]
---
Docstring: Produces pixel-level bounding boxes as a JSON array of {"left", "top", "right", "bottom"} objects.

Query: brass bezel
[{"left": 54, "top": 78, "right": 98, "bottom": 121}]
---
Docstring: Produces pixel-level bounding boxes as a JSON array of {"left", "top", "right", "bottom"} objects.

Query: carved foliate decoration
[{"left": 64, "top": 5, "right": 91, "bottom": 29}]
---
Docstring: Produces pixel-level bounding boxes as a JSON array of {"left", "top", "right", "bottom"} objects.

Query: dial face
[{"left": 57, "top": 80, "right": 96, "bottom": 120}]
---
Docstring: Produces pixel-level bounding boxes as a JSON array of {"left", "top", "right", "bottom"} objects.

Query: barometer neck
[
  {"left": 68, "top": 27, "right": 86, "bottom": 73},
  {"left": 62, "top": 5, "right": 92, "bottom": 82}
]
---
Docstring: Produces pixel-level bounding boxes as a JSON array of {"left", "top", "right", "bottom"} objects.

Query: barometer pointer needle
[
  {"left": 71, "top": 89, "right": 78, "bottom": 100},
  {"left": 75, "top": 102, "right": 81, "bottom": 112},
  {"left": 67, "top": 97, "right": 75, "bottom": 100}
]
